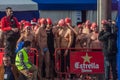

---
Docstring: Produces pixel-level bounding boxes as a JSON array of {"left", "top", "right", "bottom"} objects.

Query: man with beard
[{"left": 1, "top": 7, "right": 20, "bottom": 63}]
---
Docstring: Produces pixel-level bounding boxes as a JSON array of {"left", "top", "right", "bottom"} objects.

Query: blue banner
[
  {"left": 117, "top": 0, "right": 120, "bottom": 80},
  {"left": 32, "top": 0, "right": 117, "bottom": 10}
]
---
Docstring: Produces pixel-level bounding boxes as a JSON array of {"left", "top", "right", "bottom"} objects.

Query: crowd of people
[{"left": 0, "top": 7, "right": 118, "bottom": 80}]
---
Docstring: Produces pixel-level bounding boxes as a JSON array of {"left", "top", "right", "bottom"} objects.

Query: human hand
[
  {"left": 64, "top": 50, "right": 68, "bottom": 56},
  {"left": 25, "top": 69, "right": 29, "bottom": 74},
  {"left": 112, "top": 21, "right": 116, "bottom": 25},
  {"left": 28, "top": 72, "right": 33, "bottom": 77},
  {"left": 12, "top": 28, "right": 18, "bottom": 32},
  {"left": 16, "top": 44, "right": 18, "bottom": 49},
  {"left": 25, "top": 69, "right": 33, "bottom": 77},
  {"left": 57, "top": 50, "right": 61, "bottom": 55},
  {"left": 66, "top": 23, "right": 71, "bottom": 27}
]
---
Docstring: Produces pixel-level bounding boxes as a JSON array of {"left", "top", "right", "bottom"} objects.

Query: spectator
[
  {"left": 0, "top": 54, "right": 20, "bottom": 80},
  {"left": 1, "top": 7, "right": 20, "bottom": 63},
  {"left": 98, "top": 22, "right": 118, "bottom": 80},
  {"left": 15, "top": 40, "right": 38, "bottom": 80}
]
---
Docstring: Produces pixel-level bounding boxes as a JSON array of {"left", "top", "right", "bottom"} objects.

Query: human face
[
  {"left": 3, "top": 57, "right": 11, "bottom": 66},
  {"left": 46, "top": 24, "right": 52, "bottom": 29},
  {"left": 31, "top": 24, "right": 36, "bottom": 30},
  {"left": 25, "top": 46, "right": 31, "bottom": 53},
  {"left": 25, "top": 27, "right": 31, "bottom": 33},
  {"left": 6, "top": 9, "right": 13, "bottom": 17},
  {"left": 27, "top": 27, "right": 31, "bottom": 31}
]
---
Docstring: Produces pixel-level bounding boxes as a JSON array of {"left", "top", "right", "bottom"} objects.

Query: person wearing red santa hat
[
  {"left": 31, "top": 18, "right": 37, "bottom": 33},
  {"left": 17, "top": 22, "right": 35, "bottom": 48}
]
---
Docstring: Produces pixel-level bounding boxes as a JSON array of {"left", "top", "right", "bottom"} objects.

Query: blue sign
[
  {"left": 117, "top": 0, "right": 120, "bottom": 80},
  {"left": 33, "top": 0, "right": 118, "bottom": 10}
]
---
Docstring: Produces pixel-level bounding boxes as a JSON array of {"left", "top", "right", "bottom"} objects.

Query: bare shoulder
[{"left": 67, "top": 28, "right": 72, "bottom": 33}]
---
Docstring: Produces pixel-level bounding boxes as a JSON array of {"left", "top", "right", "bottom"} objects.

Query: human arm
[
  {"left": 37, "top": 27, "right": 44, "bottom": 54},
  {"left": 16, "top": 35, "right": 24, "bottom": 48},
  {"left": 12, "top": 65, "right": 21, "bottom": 78},
  {"left": 64, "top": 29, "right": 72, "bottom": 56},
  {"left": 66, "top": 23, "right": 78, "bottom": 36},
  {"left": 1, "top": 17, "right": 12, "bottom": 31},
  {"left": 19, "top": 52, "right": 28, "bottom": 70},
  {"left": 98, "top": 30, "right": 111, "bottom": 41}
]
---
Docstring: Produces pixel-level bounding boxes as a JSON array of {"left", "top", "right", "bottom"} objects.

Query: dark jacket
[
  {"left": 98, "top": 30, "right": 111, "bottom": 56},
  {"left": 98, "top": 30, "right": 117, "bottom": 56},
  {"left": 0, "top": 64, "right": 20, "bottom": 80}
]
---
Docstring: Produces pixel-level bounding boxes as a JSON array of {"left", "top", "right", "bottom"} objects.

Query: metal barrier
[
  {"left": 0, "top": 48, "right": 39, "bottom": 66},
  {"left": 0, "top": 48, "right": 40, "bottom": 79},
  {"left": 28, "top": 48, "right": 39, "bottom": 67},
  {"left": 54, "top": 48, "right": 104, "bottom": 80},
  {"left": 0, "top": 48, "right": 4, "bottom": 65}
]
